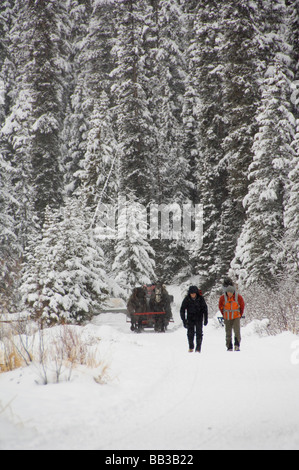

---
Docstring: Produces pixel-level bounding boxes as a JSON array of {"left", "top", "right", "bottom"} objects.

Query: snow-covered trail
[
  {"left": 97, "top": 316, "right": 299, "bottom": 451},
  {"left": 0, "top": 310, "right": 299, "bottom": 450}
]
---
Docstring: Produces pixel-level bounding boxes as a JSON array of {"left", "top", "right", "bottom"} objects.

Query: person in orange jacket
[{"left": 219, "top": 283, "right": 245, "bottom": 351}]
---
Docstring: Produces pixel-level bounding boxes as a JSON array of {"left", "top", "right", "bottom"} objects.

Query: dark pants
[{"left": 187, "top": 317, "right": 203, "bottom": 350}]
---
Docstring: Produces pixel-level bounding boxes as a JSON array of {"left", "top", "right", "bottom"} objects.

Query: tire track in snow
[{"left": 103, "top": 326, "right": 205, "bottom": 450}]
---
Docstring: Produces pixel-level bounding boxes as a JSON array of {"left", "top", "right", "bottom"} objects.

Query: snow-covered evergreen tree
[
  {"left": 67, "top": 0, "right": 116, "bottom": 198},
  {"left": 112, "top": 192, "right": 156, "bottom": 292},
  {"left": 284, "top": 155, "right": 299, "bottom": 278},
  {"left": 1, "top": 87, "right": 37, "bottom": 251},
  {"left": 282, "top": 0, "right": 299, "bottom": 280},
  {"left": 183, "top": 0, "right": 226, "bottom": 291},
  {"left": 11, "top": 0, "right": 68, "bottom": 221},
  {"left": 232, "top": 60, "right": 295, "bottom": 286},
  {"left": 111, "top": 0, "right": 156, "bottom": 205},
  {"left": 0, "top": 151, "right": 20, "bottom": 312},
  {"left": 62, "top": 0, "right": 92, "bottom": 195},
  {"left": 149, "top": 0, "right": 187, "bottom": 204},
  {"left": 144, "top": 0, "right": 189, "bottom": 281},
  {"left": 77, "top": 91, "right": 118, "bottom": 210},
  {"left": 232, "top": 0, "right": 295, "bottom": 287},
  {"left": 284, "top": 115, "right": 299, "bottom": 278},
  {"left": 0, "top": 0, "right": 15, "bottom": 125},
  {"left": 21, "top": 198, "right": 108, "bottom": 325}
]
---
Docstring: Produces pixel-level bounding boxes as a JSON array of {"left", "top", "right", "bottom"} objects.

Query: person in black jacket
[{"left": 180, "top": 286, "right": 208, "bottom": 353}]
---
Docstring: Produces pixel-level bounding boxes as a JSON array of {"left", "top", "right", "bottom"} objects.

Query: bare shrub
[
  {"left": 0, "top": 337, "right": 25, "bottom": 372},
  {"left": 0, "top": 317, "right": 35, "bottom": 373},
  {"left": 0, "top": 320, "right": 111, "bottom": 385},
  {"left": 240, "top": 279, "right": 299, "bottom": 335}
]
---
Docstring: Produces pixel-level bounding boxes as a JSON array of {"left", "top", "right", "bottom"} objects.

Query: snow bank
[{"left": 242, "top": 318, "right": 270, "bottom": 337}]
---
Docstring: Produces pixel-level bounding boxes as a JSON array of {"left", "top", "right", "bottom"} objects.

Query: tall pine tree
[
  {"left": 111, "top": 0, "right": 156, "bottom": 205},
  {"left": 12, "top": 0, "right": 67, "bottom": 222},
  {"left": 232, "top": 0, "right": 295, "bottom": 287}
]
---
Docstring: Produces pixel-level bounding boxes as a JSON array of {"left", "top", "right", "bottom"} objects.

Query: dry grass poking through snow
[{"left": 0, "top": 320, "right": 111, "bottom": 385}]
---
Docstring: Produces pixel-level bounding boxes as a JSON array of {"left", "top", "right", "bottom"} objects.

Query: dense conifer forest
[{"left": 0, "top": 0, "right": 298, "bottom": 324}]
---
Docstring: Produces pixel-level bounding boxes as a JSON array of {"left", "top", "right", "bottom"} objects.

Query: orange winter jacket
[{"left": 219, "top": 293, "right": 245, "bottom": 321}]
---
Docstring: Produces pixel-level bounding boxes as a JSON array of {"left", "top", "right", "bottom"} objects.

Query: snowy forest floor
[{"left": 0, "top": 288, "right": 299, "bottom": 450}]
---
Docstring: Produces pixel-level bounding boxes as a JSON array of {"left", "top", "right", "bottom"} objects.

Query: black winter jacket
[{"left": 180, "top": 294, "right": 208, "bottom": 325}]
